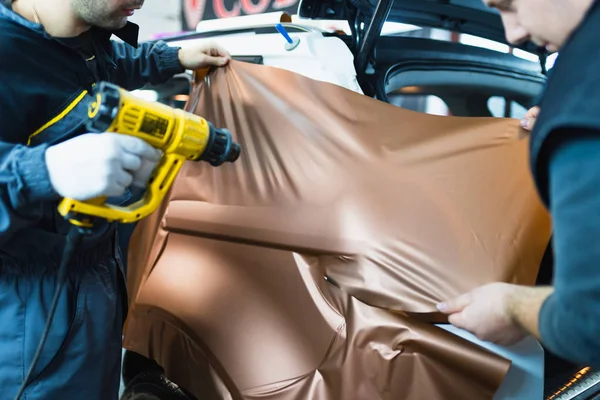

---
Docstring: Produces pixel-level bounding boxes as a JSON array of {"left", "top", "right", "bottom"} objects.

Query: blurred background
[
  {"left": 129, "top": 0, "right": 302, "bottom": 41},
  {"left": 129, "top": 1, "right": 182, "bottom": 41},
  {"left": 129, "top": 0, "right": 557, "bottom": 71},
  {"left": 128, "top": 0, "right": 557, "bottom": 120}
]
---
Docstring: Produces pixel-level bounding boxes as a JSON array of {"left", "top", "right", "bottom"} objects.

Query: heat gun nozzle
[{"left": 226, "top": 143, "right": 241, "bottom": 163}]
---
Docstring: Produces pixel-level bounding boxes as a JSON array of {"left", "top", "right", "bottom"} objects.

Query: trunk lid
[{"left": 298, "top": 0, "right": 545, "bottom": 54}]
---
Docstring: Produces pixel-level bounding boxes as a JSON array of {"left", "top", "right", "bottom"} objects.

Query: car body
[{"left": 121, "top": 1, "right": 600, "bottom": 399}]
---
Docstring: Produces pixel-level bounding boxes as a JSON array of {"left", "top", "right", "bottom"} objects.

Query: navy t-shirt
[
  {"left": 57, "top": 29, "right": 100, "bottom": 82},
  {"left": 538, "top": 132, "right": 600, "bottom": 368},
  {"left": 529, "top": 1, "right": 600, "bottom": 368}
]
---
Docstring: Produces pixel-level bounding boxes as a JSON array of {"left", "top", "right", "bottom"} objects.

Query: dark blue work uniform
[
  {"left": 530, "top": 1, "right": 600, "bottom": 368},
  {"left": 0, "top": 5, "right": 184, "bottom": 399}
]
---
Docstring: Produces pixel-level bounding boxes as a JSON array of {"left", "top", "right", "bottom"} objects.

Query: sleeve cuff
[
  {"left": 538, "top": 293, "right": 600, "bottom": 366},
  {"left": 538, "top": 293, "right": 555, "bottom": 339},
  {"left": 155, "top": 41, "right": 185, "bottom": 77},
  {"left": 16, "top": 144, "right": 60, "bottom": 204},
  {"left": 538, "top": 293, "right": 569, "bottom": 360}
]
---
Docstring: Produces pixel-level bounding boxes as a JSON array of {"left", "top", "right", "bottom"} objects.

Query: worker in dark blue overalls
[
  {"left": 0, "top": 0, "right": 230, "bottom": 398},
  {"left": 438, "top": 0, "right": 600, "bottom": 369}
]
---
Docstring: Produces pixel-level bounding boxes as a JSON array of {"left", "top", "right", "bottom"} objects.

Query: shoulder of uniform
[{"left": 0, "top": 21, "right": 44, "bottom": 65}]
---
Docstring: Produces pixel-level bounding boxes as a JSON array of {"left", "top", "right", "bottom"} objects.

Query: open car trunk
[
  {"left": 298, "top": 0, "right": 548, "bottom": 54},
  {"left": 298, "top": 0, "right": 551, "bottom": 98}
]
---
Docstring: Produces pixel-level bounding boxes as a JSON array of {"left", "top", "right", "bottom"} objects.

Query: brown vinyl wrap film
[{"left": 122, "top": 61, "right": 552, "bottom": 399}]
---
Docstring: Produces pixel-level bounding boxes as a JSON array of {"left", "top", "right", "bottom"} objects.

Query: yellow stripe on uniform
[{"left": 27, "top": 90, "right": 89, "bottom": 146}]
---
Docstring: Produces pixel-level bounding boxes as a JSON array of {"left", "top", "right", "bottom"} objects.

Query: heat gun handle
[{"left": 57, "top": 153, "right": 186, "bottom": 225}]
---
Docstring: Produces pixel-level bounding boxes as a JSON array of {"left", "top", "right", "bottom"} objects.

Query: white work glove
[
  {"left": 45, "top": 133, "right": 161, "bottom": 201},
  {"left": 130, "top": 158, "right": 160, "bottom": 189}
]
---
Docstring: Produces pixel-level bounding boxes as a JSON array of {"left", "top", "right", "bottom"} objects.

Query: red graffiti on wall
[{"left": 182, "top": 0, "right": 300, "bottom": 30}]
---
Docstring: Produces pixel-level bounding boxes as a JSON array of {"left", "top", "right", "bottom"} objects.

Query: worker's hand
[
  {"left": 178, "top": 42, "right": 231, "bottom": 70},
  {"left": 520, "top": 106, "right": 540, "bottom": 131},
  {"left": 130, "top": 157, "right": 160, "bottom": 188},
  {"left": 436, "top": 283, "right": 527, "bottom": 346},
  {"left": 45, "top": 133, "right": 161, "bottom": 201}
]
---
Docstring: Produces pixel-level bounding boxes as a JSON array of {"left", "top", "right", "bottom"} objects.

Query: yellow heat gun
[
  {"left": 13, "top": 81, "right": 241, "bottom": 400},
  {"left": 57, "top": 81, "right": 241, "bottom": 227}
]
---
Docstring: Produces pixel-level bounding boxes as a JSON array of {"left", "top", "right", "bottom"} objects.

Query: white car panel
[{"left": 170, "top": 29, "right": 363, "bottom": 94}]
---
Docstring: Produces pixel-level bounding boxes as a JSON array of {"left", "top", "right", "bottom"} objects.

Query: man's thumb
[
  {"left": 448, "top": 312, "right": 468, "bottom": 330},
  {"left": 436, "top": 292, "right": 471, "bottom": 314},
  {"left": 520, "top": 117, "right": 535, "bottom": 131},
  {"left": 204, "top": 54, "right": 229, "bottom": 67}
]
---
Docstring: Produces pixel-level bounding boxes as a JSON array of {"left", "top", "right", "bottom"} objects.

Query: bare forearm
[{"left": 506, "top": 286, "right": 554, "bottom": 339}]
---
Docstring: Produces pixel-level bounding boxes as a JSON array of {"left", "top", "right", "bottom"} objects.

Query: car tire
[
  {"left": 122, "top": 351, "right": 165, "bottom": 387},
  {"left": 121, "top": 351, "right": 196, "bottom": 400},
  {"left": 121, "top": 371, "right": 197, "bottom": 400}
]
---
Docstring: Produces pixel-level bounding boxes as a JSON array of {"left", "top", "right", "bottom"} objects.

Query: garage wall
[{"left": 129, "top": 1, "right": 183, "bottom": 42}]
